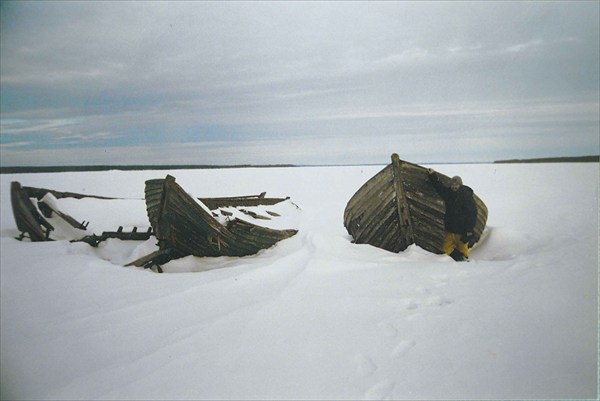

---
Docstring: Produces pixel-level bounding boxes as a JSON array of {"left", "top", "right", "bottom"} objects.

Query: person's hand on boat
[{"left": 461, "top": 231, "right": 474, "bottom": 245}]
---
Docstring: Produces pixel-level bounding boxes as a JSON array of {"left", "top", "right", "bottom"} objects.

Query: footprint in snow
[
  {"left": 354, "top": 354, "right": 377, "bottom": 377},
  {"left": 364, "top": 380, "right": 395, "bottom": 400},
  {"left": 392, "top": 339, "right": 416, "bottom": 358},
  {"left": 377, "top": 321, "right": 398, "bottom": 338},
  {"left": 404, "top": 298, "right": 420, "bottom": 310},
  {"left": 416, "top": 286, "right": 432, "bottom": 295},
  {"left": 425, "top": 295, "right": 453, "bottom": 307}
]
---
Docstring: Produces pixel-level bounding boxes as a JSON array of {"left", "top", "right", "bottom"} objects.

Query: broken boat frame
[
  {"left": 10, "top": 182, "right": 149, "bottom": 244},
  {"left": 127, "top": 175, "right": 298, "bottom": 270},
  {"left": 10, "top": 176, "right": 298, "bottom": 272}
]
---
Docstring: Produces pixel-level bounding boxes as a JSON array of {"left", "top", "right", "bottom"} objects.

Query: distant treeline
[
  {"left": 2, "top": 157, "right": 599, "bottom": 174},
  {"left": 495, "top": 155, "right": 599, "bottom": 164},
  {"left": 0, "top": 164, "right": 296, "bottom": 174}
]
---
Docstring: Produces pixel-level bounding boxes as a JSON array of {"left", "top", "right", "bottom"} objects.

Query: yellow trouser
[{"left": 443, "top": 232, "right": 469, "bottom": 257}]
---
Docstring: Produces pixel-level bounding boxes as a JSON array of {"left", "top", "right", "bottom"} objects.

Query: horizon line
[{"left": 1, "top": 155, "right": 598, "bottom": 174}]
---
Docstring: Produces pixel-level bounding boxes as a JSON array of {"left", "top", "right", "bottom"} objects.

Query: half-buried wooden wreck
[
  {"left": 10, "top": 177, "right": 298, "bottom": 272},
  {"left": 343, "top": 154, "right": 488, "bottom": 255},
  {"left": 127, "top": 175, "right": 298, "bottom": 270}
]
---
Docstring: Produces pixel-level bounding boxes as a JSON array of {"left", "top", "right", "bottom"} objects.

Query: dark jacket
[{"left": 429, "top": 172, "right": 477, "bottom": 235}]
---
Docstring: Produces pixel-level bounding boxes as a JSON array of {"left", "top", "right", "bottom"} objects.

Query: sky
[{"left": 1, "top": 1, "right": 599, "bottom": 166}]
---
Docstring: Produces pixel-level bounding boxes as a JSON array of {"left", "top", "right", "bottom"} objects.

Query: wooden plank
[
  {"left": 353, "top": 198, "right": 397, "bottom": 244},
  {"left": 366, "top": 213, "right": 401, "bottom": 252},
  {"left": 22, "top": 186, "right": 118, "bottom": 200},
  {"left": 199, "top": 195, "right": 289, "bottom": 210},
  {"left": 344, "top": 166, "right": 395, "bottom": 235},
  {"left": 75, "top": 227, "right": 153, "bottom": 247},
  {"left": 345, "top": 165, "right": 392, "bottom": 214},
  {"left": 349, "top": 190, "right": 396, "bottom": 242}
]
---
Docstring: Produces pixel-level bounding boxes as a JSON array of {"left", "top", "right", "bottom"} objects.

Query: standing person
[{"left": 427, "top": 168, "right": 477, "bottom": 261}]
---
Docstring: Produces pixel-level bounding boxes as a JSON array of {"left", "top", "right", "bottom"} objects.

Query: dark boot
[{"left": 449, "top": 249, "right": 466, "bottom": 262}]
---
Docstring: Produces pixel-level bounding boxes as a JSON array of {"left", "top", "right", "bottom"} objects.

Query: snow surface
[{"left": 1, "top": 163, "right": 598, "bottom": 400}]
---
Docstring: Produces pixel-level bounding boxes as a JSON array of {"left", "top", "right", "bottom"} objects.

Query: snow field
[{"left": 1, "top": 163, "right": 598, "bottom": 400}]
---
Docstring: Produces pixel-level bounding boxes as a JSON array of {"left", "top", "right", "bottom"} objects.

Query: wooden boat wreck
[
  {"left": 11, "top": 176, "right": 298, "bottom": 272},
  {"left": 10, "top": 182, "right": 57, "bottom": 242},
  {"left": 10, "top": 181, "right": 149, "bottom": 243},
  {"left": 128, "top": 175, "right": 298, "bottom": 270},
  {"left": 343, "top": 154, "right": 488, "bottom": 255}
]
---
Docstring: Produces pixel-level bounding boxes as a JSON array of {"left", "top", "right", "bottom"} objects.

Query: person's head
[{"left": 450, "top": 176, "right": 462, "bottom": 192}]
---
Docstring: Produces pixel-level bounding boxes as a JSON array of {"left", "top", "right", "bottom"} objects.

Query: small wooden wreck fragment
[
  {"left": 10, "top": 182, "right": 144, "bottom": 245},
  {"left": 10, "top": 182, "right": 55, "bottom": 241},
  {"left": 10, "top": 182, "right": 117, "bottom": 241},
  {"left": 343, "top": 154, "right": 488, "bottom": 254},
  {"left": 239, "top": 208, "right": 271, "bottom": 220},
  {"left": 129, "top": 175, "right": 298, "bottom": 270},
  {"left": 198, "top": 193, "right": 289, "bottom": 209},
  {"left": 75, "top": 227, "right": 153, "bottom": 247}
]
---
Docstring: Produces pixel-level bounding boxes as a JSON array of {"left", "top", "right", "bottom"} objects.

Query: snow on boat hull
[
  {"left": 143, "top": 175, "right": 298, "bottom": 260},
  {"left": 343, "top": 154, "right": 488, "bottom": 254}
]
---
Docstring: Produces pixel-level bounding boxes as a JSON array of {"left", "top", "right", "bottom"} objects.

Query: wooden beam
[{"left": 390, "top": 153, "right": 415, "bottom": 251}]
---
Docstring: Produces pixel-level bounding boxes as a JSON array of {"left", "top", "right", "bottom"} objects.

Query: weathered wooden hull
[
  {"left": 144, "top": 175, "right": 297, "bottom": 259},
  {"left": 343, "top": 154, "right": 488, "bottom": 254}
]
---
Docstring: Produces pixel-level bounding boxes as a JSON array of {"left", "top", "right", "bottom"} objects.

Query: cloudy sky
[{"left": 1, "top": 1, "right": 598, "bottom": 166}]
